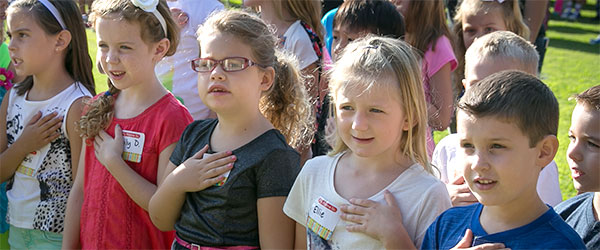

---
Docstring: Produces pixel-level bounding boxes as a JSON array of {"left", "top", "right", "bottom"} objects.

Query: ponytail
[
  {"left": 261, "top": 51, "right": 315, "bottom": 150},
  {"left": 78, "top": 81, "right": 120, "bottom": 138}
]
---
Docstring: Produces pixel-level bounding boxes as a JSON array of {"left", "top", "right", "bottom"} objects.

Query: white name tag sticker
[
  {"left": 122, "top": 130, "right": 145, "bottom": 163},
  {"left": 203, "top": 153, "right": 231, "bottom": 186},
  {"left": 306, "top": 196, "right": 340, "bottom": 240},
  {"left": 16, "top": 150, "right": 44, "bottom": 176}
]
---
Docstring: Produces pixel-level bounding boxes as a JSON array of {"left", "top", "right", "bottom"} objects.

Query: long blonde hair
[
  {"left": 453, "top": 0, "right": 529, "bottom": 95},
  {"left": 198, "top": 10, "right": 315, "bottom": 149},
  {"left": 327, "top": 36, "right": 432, "bottom": 174},
  {"left": 78, "top": 0, "right": 179, "bottom": 138}
]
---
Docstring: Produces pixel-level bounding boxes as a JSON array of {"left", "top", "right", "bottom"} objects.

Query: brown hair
[
  {"left": 198, "top": 10, "right": 315, "bottom": 149},
  {"left": 273, "top": 0, "right": 324, "bottom": 43},
  {"left": 333, "top": 0, "right": 405, "bottom": 39},
  {"left": 453, "top": 0, "right": 530, "bottom": 96},
  {"left": 404, "top": 0, "right": 453, "bottom": 53},
  {"left": 574, "top": 85, "right": 600, "bottom": 111},
  {"left": 458, "top": 70, "right": 558, "bottom": 147},
  {"left": 327, "top": 36, "right": 432, "bottom": 174},
  {"left": 8, "top": 0, "right": 95, "bottom": 96},
  {"left": 79, "top": 0, "right": 179, "bottom": 138}
]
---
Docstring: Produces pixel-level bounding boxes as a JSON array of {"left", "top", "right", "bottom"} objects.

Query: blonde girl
[
  {"left": 283, "top": 36, "right": 451, "bottom": 249},
  {"left": 148, "top": 9, "right": 314, "bottom": 249},
  {"left": 62, "top": 0, "right": 193, "bottom": 249},
  {"left": 0, "top": 0, "right": 94, "bottom": 248},
  {"left": 453, "top": 0, "right": 530, "bottom": 96},
  {"left": 394, "top": 0, "right": 457, "bottom": 157}
]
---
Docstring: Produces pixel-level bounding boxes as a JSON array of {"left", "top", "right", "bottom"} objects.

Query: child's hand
[
  {"left": 19, "top": 111, "right": 62, "bottom": 152},
  {"left": 447, "top": 176, "right": 478, "bottom": 207},
  {"left": 451, "top": 229, "right": 509, "bottom": 250},
  {"left": 340, "top": 190, "right": 408, "bottom": 246},
  {"left": 94, "top": 124, "right": 125, "bottom": 169},
  {"left": 169, "top": 145, "right": 235, "bottom": 193}
]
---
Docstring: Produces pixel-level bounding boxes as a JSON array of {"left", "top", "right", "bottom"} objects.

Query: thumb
[
  {"left": 114, "top": 124, "right": 123, "bottom": 138},
  {"left": 451, "top": 175, "right": 465, "bottom": 185},
  {"left": 455, "top": 229, "right": 474, "bottom": 249},
  {"left": 383, "top": 190, "right": 399, "bottom": 208},
  {"left": 192, "top": 144, "right": 209, "bottom": 159}
]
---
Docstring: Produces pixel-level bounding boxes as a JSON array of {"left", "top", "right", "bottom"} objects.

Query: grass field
[{"left": 89, "top": 0, "right": 598, "bottom": 201}]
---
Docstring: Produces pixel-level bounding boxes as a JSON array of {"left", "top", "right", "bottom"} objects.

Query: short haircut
[
  {"left": 333, "top": 0, "right": 405, "bottom": 39},
  {"left": 465, "top": 31, "right": 539, "bottom": 75},
  {"left": 574, "top": 85, "right": 600, "bottom": 111},
  {"left": 458, "top": 70, "right": 559, "bottom": 147}
]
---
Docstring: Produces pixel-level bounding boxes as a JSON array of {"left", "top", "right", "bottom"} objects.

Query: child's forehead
[{"left": 457, "top": 111, "right": 527, "bottom": 139}]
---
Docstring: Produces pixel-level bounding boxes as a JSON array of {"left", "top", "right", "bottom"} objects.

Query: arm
[
  {"left": 66, "top": 97, "right": 87, "bottom": 178},
  {"left": 294, "top": 223, "right": 306, "bottom": 250},
  {"left": 149, "top": 145, "right": 235, "bottom": 231},
  {"left": 257, "top": 196, "right": 295, "bottom": 249},
  {"left": 61, "top": 138, "right": 86, "bottom": 249},
  {"left": 427, "top": 63, "right": 454, "bottom": 131},
  {"left": 340, "top": 190, "right": 416, "bottom": 250},
  {"left": 0, "top": 93, "right": 62, "bottom": 182},
  {"left": 523, "top": 0, "right": 549, "bottom": 42}
]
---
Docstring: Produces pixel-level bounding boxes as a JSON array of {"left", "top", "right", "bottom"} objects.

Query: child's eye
[
  {"left": 18, "top": 33, "right": 27, "bottom": 38},
  {"left": 568, "top": 135, "right": 576, "bottom": 142},
  {"left": 484, "top": 27, "right": 496, "bottom": 33},
  {"left": 340, "top": 105, "right": 353, "bottom": 111},
  {"left": 463, "top": 28, "right": 476, "bottom": 35},
  {"left": 587, "top": 140, "right": 600, "bottom": 149},
  {"left": 370, "top": 108, "right": 384, "bottom": 113},
  {"left": 120, "top": 45, "right": 131, "bottom": 50},
  {"left": 490, "top": 144, "right": 505, "bottom": 149},
  {"left": 460, "top": 142, "right": 474, "bottom": 149},
  {"left": 332, "top": 35, "right": 338, "bottom": 40},
  {"left": 5, "top": 32, "right": 11, "bottom": 39}
]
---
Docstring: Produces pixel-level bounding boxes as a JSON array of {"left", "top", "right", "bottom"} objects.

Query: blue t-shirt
[
  {"left": 421, "top": 203, "right": 586, "bottom": 250},
  {"left": 555, "top": 192, "right": 600, "bottom": 249},
  {"left": 321, "top": 8, "right": 337, "bottom": 55}
]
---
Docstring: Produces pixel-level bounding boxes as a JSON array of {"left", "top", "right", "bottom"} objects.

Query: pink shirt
[
  {"left": 80, "top": 93, "right": 193, "bottom": 249},
  {"left": 421, "top": 35, "right": 457, "bottom": 156}
]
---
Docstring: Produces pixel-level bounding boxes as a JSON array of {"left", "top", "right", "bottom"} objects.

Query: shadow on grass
[
  {"left": 549, "top": 23, "right": 599, "bottom": 34},
  {"left": 548, "top": 37, "right": 600, "bottom": 54}
]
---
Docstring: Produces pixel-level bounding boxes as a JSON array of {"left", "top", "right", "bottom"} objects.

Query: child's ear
[
  {"left": 54, "top": 30, "right": 72, "bottom": 52},
  {"left": 535, "top": 135, "right": 559, "bottom": 169},
  {"left": 152, "top": 38, "right": 170, "bottom": 62},
  {"left": 260, "top": 66, "right": 275, "bottom": 91}
]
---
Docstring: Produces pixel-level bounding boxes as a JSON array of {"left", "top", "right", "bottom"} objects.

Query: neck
[
  {"left": 347, "top": 150, "right": 414, "bottom": 174},
  {"left": 594, "top": 192, "right": 600, "bottom": 221},
  {"left": 215, "top": 109, "right": 271, "bottom": 136},
  {"left": 258, "top": 3, "right": 294, "bottom": 36},
  {"left": 115, "top": 77, "right": 167, "bottom": 118},
  {"left": 480, "top": 193, "right": 548, "bottom": 234},
  {"left": 29, "top": 62, "right": 74, "bottom": 101}
]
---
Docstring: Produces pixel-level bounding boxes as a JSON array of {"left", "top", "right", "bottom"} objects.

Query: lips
[
  {"left": 208, "top": 85, "right": 230, "bottom": 94},
  {"left": 12, "top": 58, "right": 22, "bottom": 67},
  {"left": 109, "top": 70, "right": 125, "bottom": 80},
  {"left": 473, "top": 177, "right": 497, "bottom": 190},
  {"left": 352, "top": 136, "right": 374, "bottom": 144},
  {"left": 571, "top": 168, "right": 584, "bottom": 179}
]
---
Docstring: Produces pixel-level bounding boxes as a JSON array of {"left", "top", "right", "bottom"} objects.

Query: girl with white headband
[
  {"left": 0, "top": 0, "right": 94, "bottom": 248},
  {"left": 61, "top": 0, "right": 192, "bottom": 249}
]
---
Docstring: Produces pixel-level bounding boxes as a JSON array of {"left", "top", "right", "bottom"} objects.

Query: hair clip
[
  {"left": 104, "top": 91, "right": 112, "bottom": 97},
  {"left": 130, "top": 0, "right": 168, "bottom": 36},
  {"left": 38, "top": 0, "right": 67, "bottom": 30}
]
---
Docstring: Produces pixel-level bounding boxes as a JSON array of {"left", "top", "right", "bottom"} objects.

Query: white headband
[
  {"left": 38, "top": 0, "right": 66, "bottom": 30},
  {"left": 131, "top": 0, "right": 168, "bottom": 37}
]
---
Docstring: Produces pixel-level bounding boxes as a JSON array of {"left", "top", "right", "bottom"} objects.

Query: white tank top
[{"left": 5, "top": 82, "right": 92, "bottom": 232}]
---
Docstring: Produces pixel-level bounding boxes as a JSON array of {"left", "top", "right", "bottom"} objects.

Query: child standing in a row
[
  {"left": 284, "top": 36, "right": 451, "bottom": 249},
  {"left": 62, "top": 0, "right": 192, "bottom": 248},
  {"left": 0, "top": 0, "right": 94, "bottom": 248},
  {"left": 149, "top": 10, "right": 314, "bottom": 249}
]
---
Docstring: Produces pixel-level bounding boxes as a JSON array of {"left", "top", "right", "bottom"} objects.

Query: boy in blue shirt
[
  {"left": 421, "top": 71, "right": 586, "bottom": 249},
  {"left": 554, "top": 85, "right": 600, "bottom": 249}
]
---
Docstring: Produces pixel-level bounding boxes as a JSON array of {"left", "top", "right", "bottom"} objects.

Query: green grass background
[{"left": 90, "top": 0, "right": 598, "bottom": 201}]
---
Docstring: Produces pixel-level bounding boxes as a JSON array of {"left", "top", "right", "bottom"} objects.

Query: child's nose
[
  {"left": 566, "top": 140, "right": 583, "bottom": 163},
  {"left": 351, "top": 112, "right": 368, "bottom": 131},
  {"left": 105, "top": 50, "right": 119, "bottom": 64},
  {"left": 210, "top": 66, "right": 226, "bottom": 81},
  {"left": 469, "top": 150, "right": 490, "bottom": 172}
]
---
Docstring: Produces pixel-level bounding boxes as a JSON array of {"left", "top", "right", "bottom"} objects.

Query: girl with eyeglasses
[
  {"left": 148, "top": 9, "right": 314, "bottom": 249},
  {"left": 62, "top": 0, "right": 193, "bottom": 248}
]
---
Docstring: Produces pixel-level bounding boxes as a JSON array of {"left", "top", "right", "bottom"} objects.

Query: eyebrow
[{"left": 10, "top": 28, "right": 30, "bottom": 33}]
